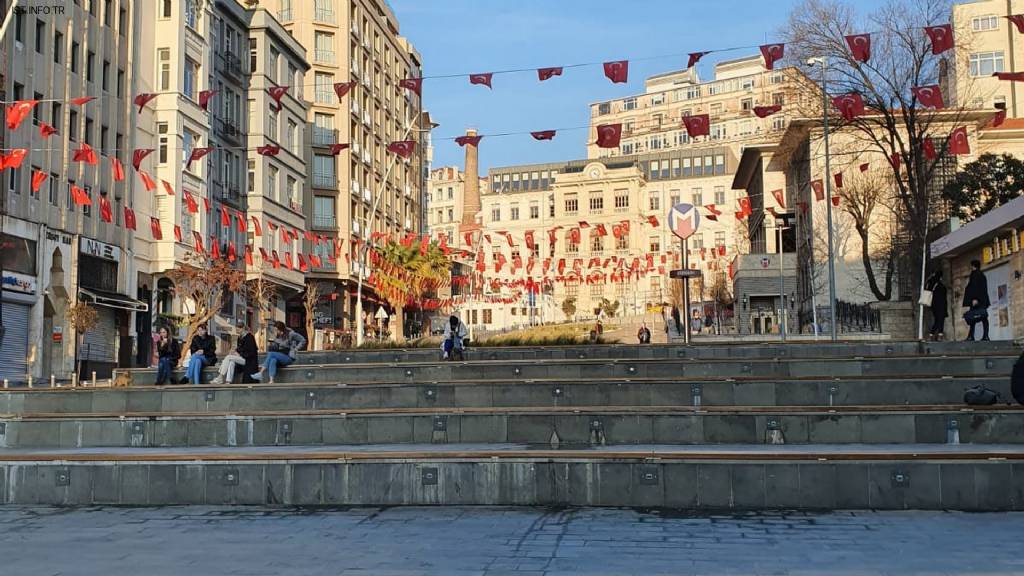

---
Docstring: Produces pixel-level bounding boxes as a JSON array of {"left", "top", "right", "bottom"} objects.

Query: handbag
[
  {"left": 963, "top": 307, "right": 988, "bottom": 324},
  {"left": 964, "top": 385, "right": 1000, "bottom": 406},
  {"left": 918, "top": 289, "right": 933, "bottom": 307}
]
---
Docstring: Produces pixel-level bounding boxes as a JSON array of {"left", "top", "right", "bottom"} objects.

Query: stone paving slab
[{"left": 0, "top": 506, "right": 1021, "bottom": 575}]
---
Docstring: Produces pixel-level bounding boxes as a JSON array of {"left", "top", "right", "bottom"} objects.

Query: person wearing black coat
[
  {"left": 181, "top": 323, "right": 217, "bottom": 384},
  {"left": 211, "top": 320, "right": 258, "bottom": 384},
  {"left": 154, "top": 326, "right": 181, "bottom": 386},
  {"left": 924, "top": 271, "right": 948, "bottom": 340},
  {"left": 962, "top": 260, "right": 991, "bottom": 341}
]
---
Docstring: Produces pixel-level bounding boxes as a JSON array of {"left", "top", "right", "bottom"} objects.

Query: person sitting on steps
[
  {"left": 154, "top": 326, "right": 180, "bottom": 386},
  {"left": 251, "top": 321, "right": 306, "bottom": 385},
  {"left": 443, "top": 315, "right": 468, "bottom": 360},
  {"left": 180, "top": 324, "right": 216, "bottom": 385},
  {"left": 211, "top": 319, "right": 258, "bottom": 385},
  {"left": 637, "top": 322, "right": 652, "bottom": 344}
]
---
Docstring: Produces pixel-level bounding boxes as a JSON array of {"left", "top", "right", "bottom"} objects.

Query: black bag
[
  {"left": 963, "top": 307, "right": 989, "bottom": 324},
  {"left": 1011, "top": 351, "right": 1024, "bottom": 405},
  {"left": 964, "top": 385, "right": 1001, "bottom": 405}
]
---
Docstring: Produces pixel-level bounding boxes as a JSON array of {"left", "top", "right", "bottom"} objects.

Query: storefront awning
[{"left": 79, "top": 288, "right": 149, "bottom": 312}]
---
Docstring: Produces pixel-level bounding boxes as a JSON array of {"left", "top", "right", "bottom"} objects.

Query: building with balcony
[{"left": 1, "top": 0, "right": 138, "bottom": 383}]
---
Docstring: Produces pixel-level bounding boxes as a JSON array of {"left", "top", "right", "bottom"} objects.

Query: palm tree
[{"left": 370, "top": 238, "right": 451, "bottom": 342}]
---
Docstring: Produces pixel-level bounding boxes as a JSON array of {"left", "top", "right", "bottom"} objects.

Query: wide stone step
[
  {"left": 116, "top": 354, "right": 1018, "bottom": 387},
  {"left": 1, "top": 443, "right": 1021, "bottom": 509},
  {"left": 292, "top": 340, "right": 1020, "bottom": 365},
  {"left": 2, "top": 405, "right": 1020, "bottom": 448},
  {"left": 0, "top": 376, "right": 1010, "bottom": 415}
]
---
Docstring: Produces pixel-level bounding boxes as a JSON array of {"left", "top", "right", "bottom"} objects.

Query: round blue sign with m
[{"left": 668, "top": 203, "right": 701, "bottom": 241}]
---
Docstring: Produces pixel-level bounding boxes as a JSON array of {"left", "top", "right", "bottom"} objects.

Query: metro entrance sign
[
  {"left": 666, "top": 203, "right": 702, "bottom": 344},
  {"left": 670, "top": 269, "right": 702, "bottom": 280}
]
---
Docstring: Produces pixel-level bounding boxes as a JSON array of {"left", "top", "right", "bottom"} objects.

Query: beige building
[
  {"left": 263, "top": 0, "right": 427, "bottom": 333},
  {"left": 426, "top": 166, "right": 485, "bottom": 248},
  {"left": 2, "top": 0, "right": 137, "bottom": 382}
]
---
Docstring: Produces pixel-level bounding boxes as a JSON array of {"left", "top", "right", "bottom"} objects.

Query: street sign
[
  {"left": 669, "top": 269, "right": 702, "bottom": 279},
  {"left": 668, "top": 203, "right": 701, "bottom": 240}
]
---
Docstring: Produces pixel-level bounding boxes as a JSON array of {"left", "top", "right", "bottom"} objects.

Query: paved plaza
[{"left": 0, "top": 506, "right": 1021, "bottom": 575}]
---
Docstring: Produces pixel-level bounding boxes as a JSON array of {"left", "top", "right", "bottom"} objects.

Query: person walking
[
  {"left": 252, "top": 321, "right": 306, "bottom": 384},
  {"left": 671, "top": 305, "right": 682, "bottom": 336},
  {"left": 637, "top": 322, "right": 652, "bottom": 344},
  {"left": 180, "top": 324, "right": 217, "bottom": 384},
  {"left": 154, "top": 326, "right": 180, "bottom": 386},
  {"left": 443, "top": 315, "right": 468, "bottom": 360},
  {"left": 924, "top": 271, "right": 948, "bottom": 341},
  {"left": 962, "top": 259, "right": 990, "bottom": 341},
  {"left": 211, "top": 319, "right": 258, "bottom": 385}
]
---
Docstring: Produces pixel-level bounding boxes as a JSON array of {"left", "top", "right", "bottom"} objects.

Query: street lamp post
[
  {"left": 354, "top": 118, "right": 438, "bottom": 348},
  {"left": 807, "top": 56, "right": 838, "bottom": 341}
]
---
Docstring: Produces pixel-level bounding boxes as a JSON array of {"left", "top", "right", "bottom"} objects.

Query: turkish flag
[
  {"left": 399, "top": 77, "right": 422, "bottom": 95},
  {"left": 329, "top": 143, "right": 350, "bottom": 156},
  {"left": 6, "top": 100, "right": 37, "bottom": 130},
  {"left": 463, "top": 231, "right": 474, "bottom": 247},
  {"left": 334, "top": 80, "right": 357, "bottom": 100},
  {"left": 99, "top": 195, "right": 113, "bottom": 223},
  {"left": 923, "top": 139, "right": 937, "bottom": 160},
  {"left": 455, "top": 135, "right": 482, "bottom": 147},
  {"left": 595, "top": 223, "right": 608, "bottom": 237},
  {"left": 111, "top": 157, "right": 125, "bottom": 182},
  {"left": 811, "top": 179, "right": 825, "bottom": 201},
  {"left": 469, "top": 73, "right": 492, "bottom": 88},
  {"left": 186, "top": 146, "right": 213, "bottom": 169},
  {"left": 387, "top": 140, "right": 416, "bottom": 158},
  {"left": 199, "top": 90, "right": 217, "bottom": 111},
  {"left": 124, "top": 207, "right": 137, "bottom": 231},
  {"left": 72, "top": 143, "right": 98, "bottom": 165},
  {"left": 257, "top": 144, "right": 281, "bottom": 156},
  {"left": 39, "top": 122, "right": 58, "bottom": 139},
  {"left": 192, "top": 231, "right": 205, "bottom": 254},
  {"left": 1006, "top": 14, "right": 1024, "bottom": 34},
  {"left": 150, "top": 217, "right": 163, "bottom": 240},
  {"left": 925, "top": 25, "right": 954, "bottom": 55},
  {"left": 688, "top": 52, "right": 710, "bottom": 68},
  {"left": 184, "top": 192, "right": 198, "bottom": 214},
  {"left": 831, "top": 93, "right": 865, "bottom": 121},
  {"left": 133, "top": 93, "right": 158, "bottom": 113},
  {"left": 70, "top": 96, "right": 96, "bottom": 106},
  {"left": 993, "top": 71, "right": 1024, "bottom": 82},
  {"left": 531, "top": 130, "right": 556, "bottom": 141},
  {"left": 557, "top": 259, "right": 566, "bottom": 275},
  {"left": 569, "top": 228, "right": 581, "bottom": 244},
  {"left": 948, "top": 126, "right": 970, "bottom": 155},
  {"left": 753, "top": 105, "right": 782, "bottom": 118},
  {"left": 603, "top": 60, "right": 628, "bottom": 83},
  {"left": 538, "top": 67, "right": 562, "bottom": 81},
  {"left": 284, "top": 252, "right": 294, "bottom": 270},
  {"left": 298, "top": 253, "right": 308, "bottom": 271},
  {"left": 760, "top": 43, "right": 785, "bottom": 70},
  {"left": 70, "top": 185, "right": 91, "bottom": 206},
  {"left": 235, "top": 210, "right": 247, "bottom": 232},
  {"left": 859, "top": 163, "right": 870, "bottom": 172},
  {"left": 245, "top": 246, "right": 254, "bottom": 266},
  {"left": 174, "top": 225, "right": 182, "bottom": 243},
  {"left": 994, "top": 103, "right": 1008, "bottom": 127},
  {"left": 132, "top": 148, "right": 154, "bottom": 171},
  {"left": 771, "top": 189, "right": 786, "bottom": 208},
  {"left": 738, "top": 197, "right": 752, "bottom": 217},
  {"left": 31, "top": 170, "right": 48, "bottom": 193},
  {"left": 259, "top": 247, "right": 270, "bottom": 263},
  {"left": 267, "top": 86, "right": 290, "bottom": 111},
  {"left": 647, "top": 215, "right": 659, "bottom": 227},
  {"left": 161, "top": 180, "right": 175, "bottom": 196},
  {"left": 912, "top": 85, "right": 944, "bottom": 109},
  {"left": 525, "top": 230, "right": 535, "bottom": 249},
  {"left": 595, "top": 123, "right": 622, "bottom": 148},
  {"left": 139, "top": 170, "right": 156, "bottom": 191},
  {"left": 0, "top": 148, "right": 27, "bottom": 170},
  {"left": 845, "top": 34, "right": 871, "bottom": 63},
  {"left": 834, "top": 173, "right": 844, "bottom": 189},
  {"left": 682, "top": 114, "right": 711, "bottom": 138},
  {"left": 890, "top": 152, "right": 902, "bottom": 171},
  {"left": 220, "top": 205, "right": 231, "bottom": 227},
  {"left": 227, "top": 242, "right": 237, "bottom": 263}
]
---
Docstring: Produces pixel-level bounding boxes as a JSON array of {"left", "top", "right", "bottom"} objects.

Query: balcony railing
[
  {"left": 313, "top": 172, "right": 336, "bottom": 189},
  {"left": 315, "top": 89, "right": 335, "bottom": 104},
  {"left": 313, "top": 215, "right": 337, "bottom": 229},
  {"left": 221, "top": 53, "right": 243, "bottom": 79},
  {"left": 314, "top": 8, "right": 336, "bottom": 24},
  {"left": 315, "top": 49, "right": 336, "bottom": 65},
  {"left": 312, "top": 127, "right": 338, "bottom": 146}
]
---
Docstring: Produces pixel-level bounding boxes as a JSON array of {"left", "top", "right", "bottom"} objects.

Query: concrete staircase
[{"left": 0, "top": 341, "right": 1021, "bottom": 509}]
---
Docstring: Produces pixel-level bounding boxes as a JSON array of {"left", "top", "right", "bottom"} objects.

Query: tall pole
[
  {"left": 820, "top": 58, "right": 839, "bottom": 341},
  {"left": 779, "top": 225, "right": 786, "bottom": 342},
  {"left": 681, "top": 237, "right": 691, "bottom": 345},
  {"left": 0, "top": 0, "right": 24, "bottom": 344}
]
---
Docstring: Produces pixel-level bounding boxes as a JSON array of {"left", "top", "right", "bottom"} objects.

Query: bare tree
[
  {"left": 302, "top": 282, "right": 322, "bottom": 351},
  {"left": 243, "top": 271, "right": 276, "bottom": 351},
  {"left": 785, "top": 0, "right": 982, "bottom": 303},
  {"left": 167, "top": 252, "right": 246, "bottom": 365},
  {"left": 66, "top": 301, "right": 98, "bottom": 380},
  {"left": 835, "top": 169, "right": 899, "bottom": 300}
]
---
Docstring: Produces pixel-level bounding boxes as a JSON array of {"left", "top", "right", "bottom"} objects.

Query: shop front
[{"left": 0, "top": 232, "right": 38, "bottom": 384}]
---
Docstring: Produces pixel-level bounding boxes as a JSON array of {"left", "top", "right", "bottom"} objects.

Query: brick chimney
[{"left": 460, "top": 129, "right": 481, "bottom": 231}]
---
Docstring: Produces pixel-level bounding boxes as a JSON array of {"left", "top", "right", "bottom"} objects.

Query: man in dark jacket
[
  {"left": 211, "top": 320, "right": 258, "bottom": 384},
  {"left": 181, "top": 323, "right": 217, "bottom": 384},
  {"left": 962, "top": 259, "right": 990, "bottom": 341}
]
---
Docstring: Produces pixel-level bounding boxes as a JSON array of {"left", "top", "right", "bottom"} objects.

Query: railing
[
  {"left": 313, "top": 127, "right": 338, "bottom": 146},
  {"left": 221, "top": 53, "right": 243, "bottom": 79},
  {"left": 313, "top": 215, "right": 337, "bottom": 228},
  {"left": 315, "top": 89, "right": 335, "bottom": 104},
  {"left": 313, "top": 172, "right": 336, "bottom": 189},
  {"left": 277, "top": 9, "right": 292, "bottom": 21},
  {"left": 799, "top": 300, "right": 882, "bottom": 334},
  {"left": 315, "top": 8, "right": 336, "bottom": 24},
  {"left": 315, "top": 49, "right": 336, "bottom": 65}
]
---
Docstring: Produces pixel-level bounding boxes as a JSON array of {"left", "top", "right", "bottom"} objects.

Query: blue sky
[{"left": 390, "top": 0, "right": 889, "bottom": 172}]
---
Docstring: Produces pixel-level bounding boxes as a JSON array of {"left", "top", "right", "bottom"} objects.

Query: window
[
  {"left": 448, "top": 208, "right": 454, "bottom": 222},
  {"left": 34, "top": 20, "right": 44, "bottom": 53},
  {"left": 53, "top": 31, "right": 63, "bottom": 64},
  {"left": 71, "top": 41, "right": 80, "bottom": 73},
  {"left": 651, "top": 93, "right": 665, "bottom": 105},
  {"left": 650, "top": 160, "right": 660, "bottom": 180},
  {"left": 104, "top": 0, "right": 113, "bottom": 26},
  {"left": 623, "top": 97, "right": 637, "bottom": 110},
  {"left": 315, "top": 72, "right": 334, "bottom": 103},
  {"left": 598, "top": 102, "right": 611, "bottom": 115},
  {"left": 250, "top": 38, "right": 257, "bottom": 73},
  {"left": 315, "top": 31, "right": 335, "bottom": 64},
  {"left": 183, "top": 58, "right": 198, "bottom": 99},
  {"left": 649, "top": 236, "right": 661, "bottom": 253},
  {"left": 268, "top": 107, "right": 278, "bottom": 141},
  {"left": 87, "top": 50, "right": 95, "bottom": 82},
  {"left": 693, "top": 234, "right": 704, "bottom": 250},
  {"left": 267, "top": 166, "right": 278, "bottom": 201},
  {"left": 313, "top": 196, "right": 336, "bottom": 228},
  {"left": 157, "top": 123, "right": 169, "bottom": 164},
  {"left": 158, "top": 49, "right": 171, "bottom": 90},
  {"left": 973, "top": 15, "right": 999, "bottom": 31},
  {"left": 268, "top": 47, "right": 280, "bottom": 82},
  {"left": 119, "top": 7, "right": 127, "bottom": 35},
  {"left": 691, "top": 188, "right": 703, "bottom": 207},
  {"left": 530, "top": 203, "right": 540, "bottom": 219},
  {"left": 773, "top": 92, "right": 785, "bottom": 106},
  {"left": 649, "top": 193, "right": 660, "bottom": 211},
  {"left": 970, "top": 52, "right": 1004, "bottom": 77},
  {"left": 715, "top": 155, "right": 726, "bottom": 175},
  {"left": 715, "top": 231, "right": 726, "bottom": 248},
  {"left": 741, "top": 97, "right": 753, "bottom": 111},
  {"left": 482, "top": 309, "right": 493, "bottom": 324},
  {"left": 82, "top": 186, "right": 92, "bottom": 217},
  {"left": 447, "top": 187, "right": 454, "bottom": 200},
  {"left": 287, "top": 120, "right": 298, "bottom": 154},
  {"left": 313, "top": 154, "right": 336, "bottom": 187},
  {"left": 566, "top": 283, "right": 579, "bottom": 298},
  {"left": 590, "top": 284, "right": 603, "bottom": 298},
  {"left": 48, "top": 172, "right": 58, "bottom": 205},
  {"left": 565, "top": 194, "right": 578, "bottom": 215},
  {"left": 185, "top": 0, "right": 197, "bottom": 28},
  {"left": 672, "top": 158, "right": 681, "bottom": 178},
  {"left": 490, "top": 206, "right": 501, "bottom": 222},
  {"left": 615, "top": 234, "right": 628, "bottom": 251},
  {"left": 14, "top": 10, "right": 22, "bottom": 43},
  {"left": 510, "top": 205, "right": 520, "bottom": 220},
  {"left": 102, "top": 60, "right": 110, "bottom": 91},
  {"left": 183, "top": 130, "right": 198, "bottom": 172},
  {"left": 100, "top": 125, "right": 108, "bottom": 150},
  {"left": 589, "top": 193, "right": 603, "bottom": 213},
  {"left": 117, "top": 69, "right": 125, "bottom": 97},
  {"left": 287, "top": 175, "right": 298, "bottom": 208},
  {"left": 670, "top": 191, "right": 680, "bottom": 206},
  {"left": 32, "top": 93, "right": 43, "bottom": 125},
  {"left": 714, "top": 186, "right": 726, "bottom": 205},
  {"left": 51, "top": 102, "right": 62, "bottom": 132},
  {"left": 68, "top": 110, "right": 78, "bottom": 141},
  {"left": 614, "top": 191, "right": 629, "bottom": 211}
]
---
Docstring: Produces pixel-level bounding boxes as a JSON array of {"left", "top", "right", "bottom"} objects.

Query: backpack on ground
[{"left": 964, "top": 384, "right": 1001, "bottom": 406}]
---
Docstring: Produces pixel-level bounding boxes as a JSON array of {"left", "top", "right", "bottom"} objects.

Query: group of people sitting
[{"left": 155, "top": 320, "right": 307, "bottom": 386}]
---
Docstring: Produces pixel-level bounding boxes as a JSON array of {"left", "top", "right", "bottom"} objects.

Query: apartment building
[
  {"left": 1, "top": 0, "right": 136, "bottom": 383},
  {"left": 265, "top": 0, "right": 426, "bottom": 332},
  {"left": 426, "top": 166, "right": 487, "bottom": 247}
]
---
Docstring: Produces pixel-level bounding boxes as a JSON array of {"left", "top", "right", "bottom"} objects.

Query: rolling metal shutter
[
  {"left": 0, "top": 302, "right": 30, "bottom": 384},
  {"left": 81, "top": 307, "right": 116, "bottom": 362}
]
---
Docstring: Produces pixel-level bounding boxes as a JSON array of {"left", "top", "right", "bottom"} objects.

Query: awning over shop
[{"left": 79, "top": 288, "right": 149, "bottom": 312}]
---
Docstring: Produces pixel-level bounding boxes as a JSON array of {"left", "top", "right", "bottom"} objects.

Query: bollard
[
  {"left": 91, "top": 371, "right": 97, "bottom": 387},
  {"left": 71, "top": 373, "right": 78, "bottom": 387},
  {"left": 51, "top": 374, "right": 56, "bottom": 388},
  {"left": 691, "top": 384, "right": 702, "bottom": 408},
  {"left": 27, "top": 375, "right": 33, "bottom": 388},
  {"left": 947, "top": 419, "right": 960, "bottom": 445},
  {"left": 2, "top": 378, "right": 7, "bottom": 389},
  {"left": 765, "top": 419, "right": 786, "bottom": 445}
]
